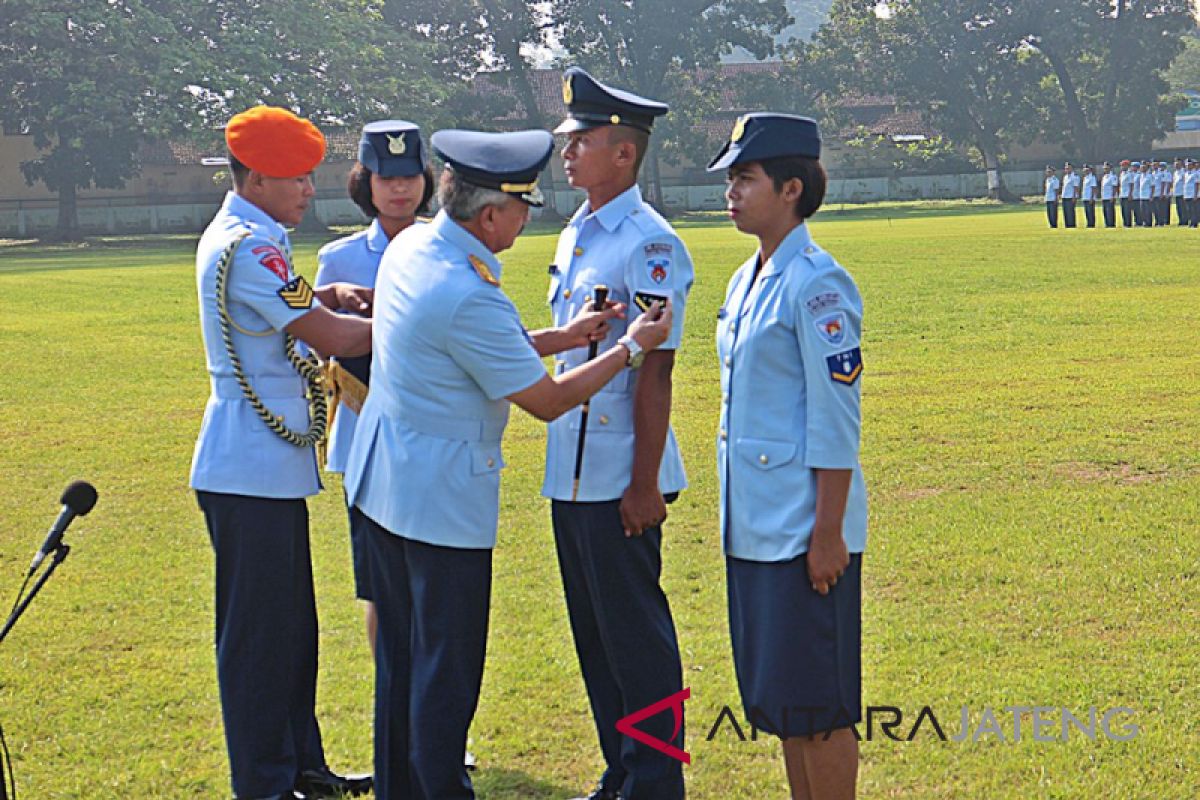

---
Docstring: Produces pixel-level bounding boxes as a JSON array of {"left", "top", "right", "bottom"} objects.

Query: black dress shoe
[{"left": 295, "top": 766, "right": 373, "bottom": 798}]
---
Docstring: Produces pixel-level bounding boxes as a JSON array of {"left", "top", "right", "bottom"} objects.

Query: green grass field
[{"left": 0, "top": 203, "right": 1197, "bottom": 798}]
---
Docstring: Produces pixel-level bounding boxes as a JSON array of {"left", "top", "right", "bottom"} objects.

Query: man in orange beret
[{"left": 190, "top": 105, "right": 372, "bottom": 799}]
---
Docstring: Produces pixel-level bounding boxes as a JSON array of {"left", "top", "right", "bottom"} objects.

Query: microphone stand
[{"left": 0, "top": 544, "right": 70, "bottom": 646}]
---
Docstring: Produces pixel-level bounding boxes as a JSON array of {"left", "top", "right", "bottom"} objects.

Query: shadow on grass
[
  {"left": 470, "top": 766, "right": 577, "bottom": 799},
  {"left": 672, "top": 198, "right": 1035, "bottom": 228}
]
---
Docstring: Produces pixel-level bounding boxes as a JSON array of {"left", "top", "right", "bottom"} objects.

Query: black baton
[{"left": 571, "top": 284, "right": 609, "bottom": 501}]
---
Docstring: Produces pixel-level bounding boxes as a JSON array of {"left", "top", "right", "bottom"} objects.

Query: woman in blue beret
[
  {"left": 316, "top": 120, "right": 435, "bottom": 655},
  {"left": 708, "top": 113, "right": 867, "bottom": 800}
]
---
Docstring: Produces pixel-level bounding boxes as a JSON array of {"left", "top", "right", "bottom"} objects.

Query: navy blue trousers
[
  {"left": 197, "top": 491, "right": 326, "bottom": 800},
  {"left": 363, "top": 512, "right": 490, "bottom": 800},
  {"left": 552, "top": 500, "right": 685, "bottom": 800}
]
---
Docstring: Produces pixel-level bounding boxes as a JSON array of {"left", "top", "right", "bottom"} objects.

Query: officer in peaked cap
[
  {"left": 192, "top": 105, "right": 374, "bottom": 799},
  {"left": 315, "top": 119, "right": 435, "bottom": 670},
  {"left": 343, "top": 127, "right": 673, "bottom": 800},
  {"left": 709, "top": 112, "right": 866, "bottom": 800},
  {"left": 554, "top": 65, "right": 670, "bottom": 134},
  {"left": 545, "top": 65, "right": 694, "bottom": 800}
]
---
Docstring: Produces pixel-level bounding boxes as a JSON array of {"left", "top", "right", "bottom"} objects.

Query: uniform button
[
  {"left": 720, "top": 429, "right": 727, "bottom": 440},
  {"left": 564, "top": 289, "right": 572, "bottom": 299},
  {"left": 724, "top": 356, "right": 731, "bottom": 367},
  {"left": 574, "top": 247, "right": 584, "bottom": 256},
  {"left": 804, "top": 245, "right": 817, "bottom": 254},
  {"left": 487, "top": 458, "right": 495, "bottom": 468},
  {"left": 599, "top": 415, "right": 610, "bottom": 425},
  {"left": 731, "top": 323, "right": 737, "bottom": 333},
  {"left": 759, "top": 454, "right": 769, "bottom": 465},
  {"left": 585, "top": 294, "right": 591, "bottom": 304}
]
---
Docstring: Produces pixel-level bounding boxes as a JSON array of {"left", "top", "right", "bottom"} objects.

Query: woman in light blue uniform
[
  {"left": 709, "top": 113, "right": 867, "bottom": 800},
  {"left": 316, "top": 120, "right": 434, "bottom": 653}
]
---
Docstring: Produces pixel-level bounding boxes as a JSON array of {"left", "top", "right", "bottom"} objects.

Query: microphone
[{"left": 29, "top": 481, "right": 97, "bottom": 575}]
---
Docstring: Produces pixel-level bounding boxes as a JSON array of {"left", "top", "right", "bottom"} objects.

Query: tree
[
  {"left": 885, "top": 0, "right": 1046, "bottom": 199},
  {"left": 550, "top": 0, "right": 792, "bottom": 205},
  {"left": 1166, "top": 33, "right": 1200, "bottom": 93},
  {"left": 1013, "top": 0, "right": 1192, "bottom": 159},
  {"left": 383, "top": 0, "right": 563, "bottom": 212},
  {"left": 0, "top": 1, "right": 194, "bottom": 240},
  {"left": 0, "top": 0, "right": 459, "bottom": 240}
]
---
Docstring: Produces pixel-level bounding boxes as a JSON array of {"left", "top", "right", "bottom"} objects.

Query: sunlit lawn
[{"left": 0, "top": 202, "right": 1196, "bottom": 798}]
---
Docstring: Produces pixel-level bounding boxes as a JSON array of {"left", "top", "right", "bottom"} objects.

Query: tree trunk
[
  {"left": 1096, "top": 0, "right": 1130, "bottom": 155},
  {"left": 1038, "top": 41, "right": 1096, "bottom": 161},
  {"left": 981, "top": 145, "right": 1020, "bottom": 203},
  {"left": 55, "top": 181, "right": 81, "bottom": 242}
]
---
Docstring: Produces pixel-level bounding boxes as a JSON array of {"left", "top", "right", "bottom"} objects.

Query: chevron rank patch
[
  {"left": 634, "top": 291, "right": 668, "bottom": 313},
  {"left": 826, "top": 347, "right": 863, "bottom": 386},
  {"left": 277, "top": 275, "right": 315, "bottom": 310}
]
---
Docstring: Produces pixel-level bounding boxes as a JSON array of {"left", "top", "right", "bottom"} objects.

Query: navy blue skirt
[{"left": 726, "top": 553, "right": 862, "bottom": 738}]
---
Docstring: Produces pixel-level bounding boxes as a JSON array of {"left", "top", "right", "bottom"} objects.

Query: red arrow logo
[{"left": 615, "top": 688, "right": 691, "bottom": 765}]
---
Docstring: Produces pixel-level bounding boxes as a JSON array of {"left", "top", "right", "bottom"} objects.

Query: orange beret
[
  {"left": 225, "top": 106, "right": 326, "bottom": 178},
  {"left": 1119, "top": 159, "right": 1131, "bottom": 166}
]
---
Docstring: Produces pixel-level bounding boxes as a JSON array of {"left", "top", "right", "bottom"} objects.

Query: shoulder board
[{"left": 469, "top": 254, "right": 500, "bottom": 287}]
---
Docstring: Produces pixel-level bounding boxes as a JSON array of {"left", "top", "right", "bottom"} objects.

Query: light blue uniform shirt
[
  {"left": 715, "top": 223, "right": 867, "bottom": 562},
  {"left": 315, "top": 218, "right": 390, "bottom": 473},
  {"left": 343, "top": 211, "right": 547, "bottom": 550},
  {"left": 1137, "top": 172, "right": 1153, "bottom": 200},
  {"left": 542, "top": 185, "right": 692, "bottom": 501},
  {"left": 190, "top": 192, "right": 319, "bottom": 499}
]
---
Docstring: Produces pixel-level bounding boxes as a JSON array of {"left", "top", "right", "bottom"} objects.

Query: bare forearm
[
  {"left": 812, "top": 468, "right": 853, "bottom": 539},
  {"left": 630, "top": 350, "right": 673, "bottom": 489},
  {"left": 527, "top": 327, "right": 571, "bottom": 357}
]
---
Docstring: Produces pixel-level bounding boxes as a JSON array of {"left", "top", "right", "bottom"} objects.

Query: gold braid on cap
[{"left": 214, "top": 232, "right": 328, "bottom": 449}]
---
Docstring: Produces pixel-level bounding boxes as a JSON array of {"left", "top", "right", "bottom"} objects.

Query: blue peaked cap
[
  {"left": 359, "top": 120, "right": 428, "bottom": 177},
  {"left": 707, "top": 113, "right": 821, "bottom": 172},
  {"left": 431, "top": 129, "right": 554, "bottom": 207},
  {"left": 554, "top": 66, "right": 668, "bottom": 135}
]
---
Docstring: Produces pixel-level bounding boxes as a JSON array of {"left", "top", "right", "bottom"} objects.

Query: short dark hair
[
  {"left": 758, "top": 156, "right": 827, "bottom": 221},
  {"left": 608, "top": 125, "right": 650, "bottom": 177},
  {"left": 346, "top": 162, "right": 435, "bottom": 219},
  {"left": 228, "top": 152, "right": 250, "bottom": 189}
]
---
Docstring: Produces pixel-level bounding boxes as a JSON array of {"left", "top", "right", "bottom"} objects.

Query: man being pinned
[
  {"left": 545, "top": 66, "right": 694, "bottom": 800},
  {"left": 190, "top": 105, "right": 374, "bottom": 799},
  {"left": 342, "top": 128, "right": 672, "bottom": 800}
]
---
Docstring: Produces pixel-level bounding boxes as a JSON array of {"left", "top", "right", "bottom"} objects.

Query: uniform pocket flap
[{"left": 735, "top": 437, "right": 798, "bottom": 470}]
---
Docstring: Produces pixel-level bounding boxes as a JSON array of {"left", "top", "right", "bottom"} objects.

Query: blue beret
[
  {"left": 707, "top": 113, "right": 821, "bottom": 172},
  {"left": 431, "top": 129, "right": 554, "bottom": 207},
  {"left": 359, "top": 120, "right": 428, "bottom": 178},
  {"left": 554, "top": 67, "right": 668, "bottom": 135}
]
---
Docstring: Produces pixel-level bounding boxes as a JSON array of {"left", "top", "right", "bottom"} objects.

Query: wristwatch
[{"left": 617, "top": 334, "right": 645, "bottom": 369}]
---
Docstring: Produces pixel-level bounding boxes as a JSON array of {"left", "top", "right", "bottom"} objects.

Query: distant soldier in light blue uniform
[
  {"left": 1100, "top": 162, "right": 1118, "bottom": 228},
  {"left": 1118, "top": 160, "right": 1135, "bottom": 227},
  {"left": 1173, "top": 158, "right": 1186, "bottom": 225},
  {"left": 709, "top": 113, "right": 867, "bottom": 800},
  {"left": 1044, "top": 166, "right": 1060, "bottom": 228},
  {"left": 1186, "top": 159, "right": 1199, "bottom": 227},
  {"left": 1060, "top": 162, "right": 1079, "bottom": 228},
  {"left": 1080, "top": 164, "right": 1097, "bottom": 228},
  {"left": 190, "top": 105, "right": 373, "bottom": 800},
  {"left": 316, "top": 120, "right": 434, "bottom": 655},
  {"left": 546, "top": 66, "right": 693, "bottom": 800},
  {"left": 342, "top": 128, "right": 674, "bottom": 800},
  {"left": 1136, "top": 161, "right": 1153, "bottom": 226}
]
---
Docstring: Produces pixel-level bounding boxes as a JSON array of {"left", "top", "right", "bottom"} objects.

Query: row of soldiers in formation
[{"left": 1043, "top": 159, "right": 1200, "bottom": 229}]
